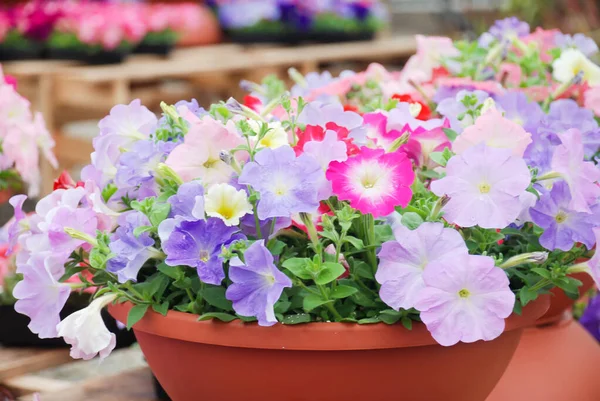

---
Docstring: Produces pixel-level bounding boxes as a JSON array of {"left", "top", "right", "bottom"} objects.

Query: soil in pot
[
  {"left": 46, "top": 47, "right": 88, "bottom": 61},
  {"left": 0, "top": 45, "right": 44, "bottom": 61},
  {"left": 85, "top": 50, "right": 129, "bottom": 65},
  {"left": 133, "top": 42, "right": 174, "bottom": 56},
  {"left": 486, "top": 314, "right": 600, "bottom": 401},
  {"left": 110, "top": 296, "right": 549, "bottom": 401}
]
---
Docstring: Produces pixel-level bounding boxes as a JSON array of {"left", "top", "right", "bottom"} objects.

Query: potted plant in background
[{"left": 135, "top": 4, "right": 180, "bottom": 56}]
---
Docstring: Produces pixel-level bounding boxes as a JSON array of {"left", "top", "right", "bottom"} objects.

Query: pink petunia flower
[
  {"left": 326, "top": 147, "right": 415, "bottom": 218},
  {"left": 376, "top": 222, "right": 468, "bottom": 310},
  {"left": 402, "top": 35, "right": 460, "bottom": 84},
  {"left": 496, "top": 63, "right": 523, "bottom": 87},
  {"left": 551, "top": 129, "right": 600, "bottom": 213},
  {"left": 522, "top": 27, "right": 561, "bottom": 63},
  {"left": 431, "top": 143, "right": 531, "bottom": 229},
  {"left": 414, "top": 253, "right": 515, "bottom": 346},
  {"left": 166, "top": 116, "right": 244, "bottom": 186},
  {"left": 452, "top": 109, "right": 532, "bottom": 157},
  {"left": 584, "top": 86, "right": 600, "bottom": 117},
  {"left": 402, "top": 123, "right": 452, "bottom": 168}
]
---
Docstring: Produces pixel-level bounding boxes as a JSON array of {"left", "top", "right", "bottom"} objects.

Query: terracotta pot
[
  {"left": 487, "top": 315, "right": 600, "bottom": 401},
  {"left": 0, "top": 189, "right": 13, "bottom": 205},
  {"left": 109, "top": 296, "right": 549, "bottom": 401},
  {"left": 176, "top": 6, "right": 221, "bottom": 47},
  {"left": 537, "top": 272, "right": 595, "bottom": 325}
]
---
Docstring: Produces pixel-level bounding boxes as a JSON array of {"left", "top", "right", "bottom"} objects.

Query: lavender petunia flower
[
  {"left": 555, "top": 33, "right": 599, "bottom": 57},
  {"left": 168, "top": 180, "right": 205, "bottom": 221},
  {"left": 238, "top": 146, "right": 324, "bottom": 220},
  {"left": 218, "top": 1, "right": 280, "bottom": 29},
  {"left": 162, "top": 218, "right": 243, "bottom": 285},
  {"left": 291, "top": 71, "right": 335, "bottom": 99},
  {"left": 530, "top": 182, "right": 600, "bottom": 251},
  {"left": 580, "top": 293, "right": 600, "bottom": 342},
  {"left": 174, "top": 99, "right": 207, "bottom": 118},
  {"left": 106, "top": 211, "right": 160, "bottom": 283},
  {"left": 495, "top": 91, "right": 544, "bottom": 135},
  {"left": 551, "top": 129, "right": 600, "bottom": 213},
  {"left": 376, "top": 222, "right": 468, "bottom": 310},
  {"left": 524, "top": 130, "right": 555, "bottom": 174},
  {"left": 240, "top": 214, "right": 291, "bottom": 239},
  {"left": 7, "top": 194, "right": 27, "bottom": 253},
  {"left": 13, "top": 255, "right": 71, "bottom": 338},
  {"left": 415, "top": 254, "right": 515, "bottom": 346},
  {"left": 436, "top": 90, "right": 490, "bottom": 132},
  {"left": 115, "top": 140, "right": 176, "bottom": 192},
  {"left": 431, "top": 143, "right": 531, "bottom": 229},
  {"left": 225, "top": 240, "right": 292, "bottom": 326},
  {"left": 478, "top": 17, "right": 530, "bottom": 48},
  {"left": 297, "top": 102, "right": 365, "bottom": 142}
]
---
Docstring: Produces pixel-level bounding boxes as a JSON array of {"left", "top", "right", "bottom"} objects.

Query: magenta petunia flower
[
  {"left": 326, "top": 147, "right": 415, "bottom": 218},
  {"left": 431, "top": 143, "right": 531, "bottom": 229},
  {"left": 551, "top": 129, "right": 600, "bottom": 213},
  {"left": 414, "top": 254, "right": 515, "bottom": 346},
  {"left": 376, "top": 222, "right": 468, "bottom": 310}
]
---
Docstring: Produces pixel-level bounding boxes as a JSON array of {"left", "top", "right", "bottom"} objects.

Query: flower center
[
  {"left": 360, "top": 172, "right": 379, "bottom": 189},
  {"left": 199, "top": 250, "right": 210, "bottom": 262},
  {"left": 478, "top": 182, "right": 491, "bottom": 194},
  {"left": 458, "top": 289, "right": 470, "bottom": 298},
  {"left": 265, "top": 274, "right": 276, "bottom": 285},
  {"left": 555, "top": 211, "right": 568, "bottom": 224},
  {"left": 203, "top": 158, "right": 220, "bottom": 169},
  {"left": 216, "top": 205, "right": 234, "bottom": 220},
  {"left": 273, "top": 181, "right": 289, "bottom": 196}
]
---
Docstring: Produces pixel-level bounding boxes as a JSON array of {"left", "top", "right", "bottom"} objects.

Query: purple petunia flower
[
  {"left": 580, "top": 293, "right": 600, "bottom": 342},
  {"left": 218, "top": 1, "right": 280, "bottom": 29},
  {"left": 436, "top": 90, "right": 490, "bottom": 132},
  {"left": 175, "top": 99, "right": 207, "bottom": 118},
  {"left": 555, "top": 33, "right": 599, "bottom": 57},
  {"left": 240, "top": 214, "right": 291, "bottom": 239},
  {"left": 291, "top": 71, "right": 335, "bottom": 99},
  {"left": 106, "top": 211, "right": 160, "bottom": 283},
  {"left": 551, "top": 129, "right": 600, "bottom": 213},
  {"left": 431, "top": 143, "right": 532, "bottom": 229},
  {"left": 478, "top": 17, "right": 530, "bottom": 48},
  {"left": 7, "top": 194, "right": 27, "bottom": 254},
  {"left": 376, "top": 222, "right": 468, "bottom": 310},
  {"left": 539, "top": 99, "right": 600, "bottom": 160},
  {"left": 225, "top": 240, "right": 292, "bottom": 326},
  {"left": 530, "top": 182, "right": 600, "bottom": 251},
  {"left": 168, "top": 180, "right": 205, "bottom": 221},
  {"left": 297, "top": 102, "right": 365, "bottom": 142},
  {"left": 524, "top": 131, "right": 555, "bottom": 174},
  {"left": 162, "top": 218, "right": 243, "bottom": 285},
  {"left": 415, "top": 253, "right": 515, "bottom": 346},
  {"left": 495, "top": 91, "right": 544, "bottom": 135},
  {"left": 238, "top": 146, "right": 324, "bottom": 220},
  {"left": 13, "top": 255, "right": 71, "bottom": 339}
]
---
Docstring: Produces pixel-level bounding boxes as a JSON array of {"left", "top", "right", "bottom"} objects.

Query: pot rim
[{"left": 108, "top": 295, "right": 549, "bottom": 351}]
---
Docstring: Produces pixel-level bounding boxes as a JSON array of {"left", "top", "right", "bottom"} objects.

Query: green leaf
[
  {"left": 531, "top": 268, "right": 552, "bottom": 279},
  {"left": 201, "top": 286, "right": 234, "bottom": 311},
  {"left": 358, "top": 317, "right": 381, "bottom": 324},
  {"left": 282, "top": 258, "right": 312, "bottom": 280},
  {"left": 127, "top": 304, "right": 150, "bottom": 329},
  {"left": 133, "top": 226, "right": 154, "bottom": 238},
  {"left": 401, "top": 212, "right": 424, "bottom": 230},
  {"left": 267, "top": 240, "right": 286, "bottom": 256},
  {"left": 315, "top": 262, "right": 346, "bottom": 285},
  {"left": 374, "top": 224, "right": 394, "bottom": 243},
  {"left": 331, "top": 285, "right": 358, "bottom": 299},
  {"left": 157, "top": 263, "right": 180, "bottom": 280},
  {"left": 274, "top": 300, "right": 291, "bottom": 314},
  {"left": 152, "top": 302, "right": 169, "bottom": 316},
  {"left": 343, "top": 236, "right": 364, "bottom": 250},
  {"left": 353, "top": 260, "right": 374, "bottom": 280},
  {"left": 430, "top": 152, "right": 447, "bottom": 167},
  {"left": 198, "top": 312, "right": 237, "bottom": 322},
  {"left": 401, "top": 317, "right": 413, "bottom": 330},
  {"left": 282, "top": 313, "right": 312, "bottom": 325},
  {"left": 303, "top": 293, "right": 333, "bottom": 312},
  {"left": 519, "top": 287, "right": 538, "bottom": 306},
  {"left": 149, "top": 202, "right": 171, "bottom": 227},
  {"left": 442, "top": 128, "right": 458, "bottom": 141}
]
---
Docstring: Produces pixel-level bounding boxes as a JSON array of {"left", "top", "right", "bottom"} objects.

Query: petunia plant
[{"left": 8, "top": 18, "right": 600, "bottom": 360}]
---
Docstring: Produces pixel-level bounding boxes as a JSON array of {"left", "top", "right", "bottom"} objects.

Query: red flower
[
  {"left": 53, "top": 170, "right": 84, "bottom": 191},
  {"left": 294, "top": 124, "right": 360, "bottom": 157},
  {"left": 343, "top": 104, "right": 360, "bottom": 113},
  {"left": 392, "top": 94, "right": 432, "bottom": 120},
  {"left": 243, "top": 95, "right": 262, "bottom": 112}
]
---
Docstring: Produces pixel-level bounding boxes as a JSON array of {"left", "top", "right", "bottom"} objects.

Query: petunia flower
[
  {"left": 301, "top": 130, "right": 348, "bottom": 170},
  {"left": 551, "top": 129, "right": 600, "bottom": 213},
  {"left": 401, "top": 35, "right": 460, "bottom": 83},
  {"left": 327, "top": 147, "right": 415, "bottom": 218},
  {"left": 530, "top": 182, "right": 600, "bottom": 251},
  {"left": 414, "top": 254, "right": 515, "bottom": 346},
  {"left": 297, "top": 102, "right": 365, "bottom": 142},
  {"left": 106, "top": 211, "right": 162, "bottom": 283},
  {"left": 238, "top": 146, "right": 324, "bottom": 220},
  {"left": 478, "top": 17, "right": 530, "bottom": 48},
  {"left": 162, "top": 218, "right": 243, "bottom": 285},
  {"left": 13, "top": 255, "right": 71, "bottom": 339},
  {"left": 248, "top": 120, "right": 289, "bottom": 150},
  {"left": 57, "top": 294, "right": 117, "bottom": 360},
  {"left": 553, "top": 49, "right": 600, "bottom": 86},
  {"left": 376, "top": 222, "right": 468, "bottom": 310},
  {"left": 225, "top": 240, "right": 292, "bottom": 326},
  {"left": 555, "top": 33, "right": 599, "bottom": 57},
  {"left": 7, "top": 194, "right": 27, "bottom": 254},
  {"left": 431, "top": 144, "right": 531, "bottom": 229},
  {"left": 494, "top": 91, "right": 544, "bottom": 135},
  {"left": 205, "top": 183, "right": 253, "bottom": 226},
  {"left": 436, "top": 90, "right": 491, "bottom": 132},
  {"left": 452, "top": 109, "right": 532, "bottom": 157},
  {"left": 165, "top": 116, "right": 244, "bottom": 186}
]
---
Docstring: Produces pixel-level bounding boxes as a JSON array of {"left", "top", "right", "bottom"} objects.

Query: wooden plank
[
  {"left": 19, "top": 368, "right": 158, "bottom": 401},
  {"left": 2, "top": 60, "right": 78, "bottom": 78},
  {"left": 4, "top": 375, "right": 71, "bottom": 396},
  {"left": 0, "top": 348, "right": 72, "bottom": 381}
]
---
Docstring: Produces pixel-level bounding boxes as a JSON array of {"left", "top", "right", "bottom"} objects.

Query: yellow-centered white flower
[
  {"left": 553, "top": 48, "right": 600, "bottom": 85},
  {"left": 205, "top": 183, "right": 253, "bottom": 226},
  {"left": 248, "top": 120, "right": 289, "bottom": 150}
]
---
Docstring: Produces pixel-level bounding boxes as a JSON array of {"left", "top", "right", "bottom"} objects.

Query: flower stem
[
  {"left": 318, "top": 285, "right": 343, "bottom": 321},
  {"left": 361, "top": 214, "right": 378, "bottom": 276}
]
